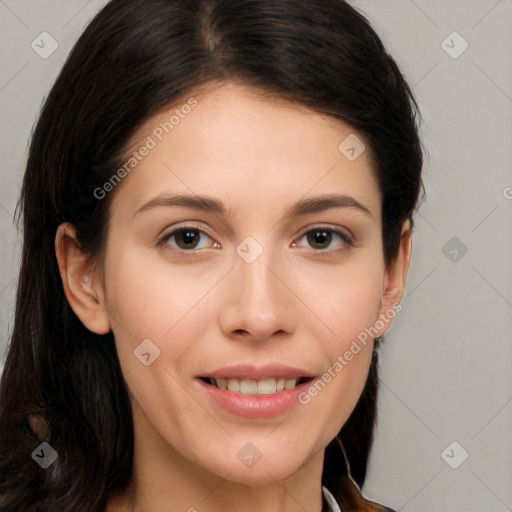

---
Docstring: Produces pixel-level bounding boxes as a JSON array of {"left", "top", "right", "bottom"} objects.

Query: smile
[
  {"left": 201, "top": 377, "right": 312, "bottom": 395},
  {"left": 195, "top": 364, "right": 316, "bottom": 418}
]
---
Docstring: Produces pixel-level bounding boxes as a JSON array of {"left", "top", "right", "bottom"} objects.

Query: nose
[{"left": 218, "top": 249, "right": 297, "bottom": 342}]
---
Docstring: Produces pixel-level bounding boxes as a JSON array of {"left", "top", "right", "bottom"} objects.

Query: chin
[
  {"left": 223, "top": 463, "right": 302, "bottom": 486},
  {"left": 199, "top": 446, "right": 310, "bottom": 486}
]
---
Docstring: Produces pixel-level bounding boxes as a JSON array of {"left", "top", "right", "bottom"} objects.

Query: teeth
[
  {"left": 239, "top": 379, "right": 258, "bottom": 394},
  {"left": 286, "top": 379, "right": 298, "bottom": 390},
  {"left": 216, "top": 378, "right": 227, "bottom": 390},
  {"left": 210, "top": 377, "right": 301, "bottom": 395},
  {"left": 258, "top": 378, "right": 276, "bottom": 395},
  {"left": 227, "top": 379, "right": 240, "bottom": 392}
]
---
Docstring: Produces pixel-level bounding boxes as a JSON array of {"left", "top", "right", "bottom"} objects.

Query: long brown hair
[{"left": 0, "top": 0, "right": 423, "bottom": 510}]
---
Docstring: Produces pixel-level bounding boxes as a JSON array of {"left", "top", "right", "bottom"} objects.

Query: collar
[{"left": 322, "top": 486, "right": 342, "bottom": 512}]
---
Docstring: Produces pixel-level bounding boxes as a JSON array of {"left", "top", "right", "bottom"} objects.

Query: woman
[{"left": 0, "top": 0, "right": 424, "bottom": 510}]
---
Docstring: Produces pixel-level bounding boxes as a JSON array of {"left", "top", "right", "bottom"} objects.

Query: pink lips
[
  {"left": 201, "top": 363, "right": 315, "bottom": 380},
  {"left": 195, "top": 363, "right": 315, "bottom": 419}
]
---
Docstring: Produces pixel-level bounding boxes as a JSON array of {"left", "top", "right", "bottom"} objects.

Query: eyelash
[{"left": 156, "top": 224, "right": 355, "bottom": 254}]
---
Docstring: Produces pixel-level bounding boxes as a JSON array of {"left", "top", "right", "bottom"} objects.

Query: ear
[
  {"left": 55, "top": 222, "right": 111, "bottom": 334},
  {"left": 374, "top": 219, "right": 412, "bottom": 337}
]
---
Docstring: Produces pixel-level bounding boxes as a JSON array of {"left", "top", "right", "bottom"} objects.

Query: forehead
[{"left": 112, "top": 81, "right": 381, "bottom": 219}]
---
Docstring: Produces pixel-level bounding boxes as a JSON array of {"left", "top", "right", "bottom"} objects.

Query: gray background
[{"left": 0, "top": 1, "right": 511, "bottom": 510}]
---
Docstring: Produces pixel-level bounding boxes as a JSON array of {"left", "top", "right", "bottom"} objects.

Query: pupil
[
  {"left": 308, "top": 230, "right": 331, "bottom": 249},
  {"left": 177, "top": 229, "right": 199, "bottom": 249}
]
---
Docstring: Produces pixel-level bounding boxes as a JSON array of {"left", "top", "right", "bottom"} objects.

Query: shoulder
[{"left": 324, "top": 475, "right": 398, "bottom": 512}]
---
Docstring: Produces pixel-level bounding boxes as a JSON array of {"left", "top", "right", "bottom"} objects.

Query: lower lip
[{"left": 196, "top": 378, "right": 313, "bottom": 419}]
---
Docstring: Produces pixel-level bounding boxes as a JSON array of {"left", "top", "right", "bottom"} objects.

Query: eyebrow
[
  {"left": 134, "top": 193, "right": 227, "bottom": 218},
  {"left": 283, "top": 193, "right": 373, "bottom": 219},
  {"left": 133, "top": 192, "right": 373, "bottom": 219}
]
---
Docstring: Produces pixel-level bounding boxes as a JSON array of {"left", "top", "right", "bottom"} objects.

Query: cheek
[
  {"left": 101, "top": 250, "right": 224, "bottom": 433},
  {"left": 102, "top": 245, "right": 232, "bottom": 421},
  {"left": 292, "top": 251, "right": 384, "bottom": 339},
  {"left": 288, "top": 253, "right": 383, "bottom": 427},
  {"left": 104, "top": 245, "right": 227, "bottom": 345}
]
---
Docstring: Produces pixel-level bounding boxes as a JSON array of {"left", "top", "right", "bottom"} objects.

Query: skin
[{"left": 55, "top": 81, "right": 411, "bottom": 512}]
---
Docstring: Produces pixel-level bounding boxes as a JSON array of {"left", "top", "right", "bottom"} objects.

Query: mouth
[
  {"left": 195, "top": 364, "right": 317, "bottom": 419},
  {"left": 198, "top": 376, "right": 314, "bottom": 396}
]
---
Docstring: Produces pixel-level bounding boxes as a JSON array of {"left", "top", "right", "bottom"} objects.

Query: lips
[
  {"left": 199, "top": 363, "right": 315, "bottom": 381},
  {"left": 195, "top": 364, "right": 316, "bottom": 419}
]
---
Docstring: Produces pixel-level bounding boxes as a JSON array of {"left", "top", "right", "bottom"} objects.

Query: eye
[
  {"left": 294, "top": 227, "right": 353, "bottom": 250},
  {"left": 159, "top": 227, "right": 216, "bottom": 251}
]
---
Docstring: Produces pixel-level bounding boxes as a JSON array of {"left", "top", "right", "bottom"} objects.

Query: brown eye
[
  {"left": 307, "top": 229, "right": 332, "bottom": 249},
  {"left": 162, "top": 227, "right": 213, "bottom": 250},
  {"left": 174, "top": 229, "right": 201, "bottom": 249},
  {"left": 296, "top": 227, "right": 353, "bottom": 250}
]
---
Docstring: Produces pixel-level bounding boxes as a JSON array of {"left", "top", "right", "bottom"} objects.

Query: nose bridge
[
  {"left": 237, "top": 248, "right": 278, "bottom": 307},
  {"left": 219, "top": 240, "right": 297, "bottom": 339}
]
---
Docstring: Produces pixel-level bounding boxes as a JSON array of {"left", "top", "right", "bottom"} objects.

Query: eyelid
[
  {"left": 294, "top": 224, "right": 355, "bottom": 246},
  {"left": 157, "top": 223, "right": 219, "bottom": 250}
]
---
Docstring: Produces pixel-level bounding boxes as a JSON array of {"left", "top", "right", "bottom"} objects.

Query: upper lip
[{"left": 198, "top": 363, "right": 316, "bottom": 380}]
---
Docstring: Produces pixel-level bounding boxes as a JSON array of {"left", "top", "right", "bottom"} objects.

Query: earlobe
[{"left": 55, "top": 222, "right": 111, "bottom": 334}]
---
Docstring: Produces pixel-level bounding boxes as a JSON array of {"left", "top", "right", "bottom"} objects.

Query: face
[{"left": 60, "top": 81, "right": 408, "bottom": 487}]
